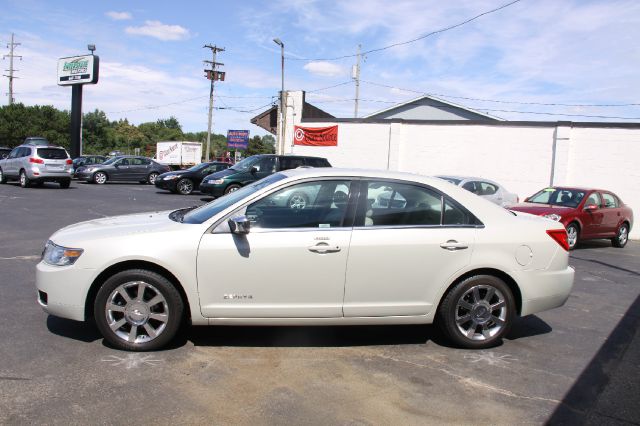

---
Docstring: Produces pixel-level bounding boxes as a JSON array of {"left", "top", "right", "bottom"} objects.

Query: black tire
[
  {"left": 224, "top": 184, "right": 241, "bottom": 195},
  {"left": 93, "top": 171, "right": 108, "bottom": 185},
  {"left": 566, "top": 223, "right": 579, "bottom": 250},
  {"left": 176, "top": 178, "right": 194, "bottom": 195},
  {"left": 147, "top": 172, "right": 159, "bottom": 185},
  {"left": 94, "top": 269, "right": 184, "bottom": 351},
  {"left": 19, "top": 170, "right": 31, "bottom": 188},
  {"left": 438, "top": 275, "right": 515, "bottom": 349},
  {"left": 287, "top": 191, "right": 310, "bottom": 209},
  {"left": 612, "top": 223, "right": 629, "bottom": 248},
  {"left": 0, "top": 167, "right": 6, "bottom": 184},
  {"left": 59, "top": 179, "right": 71, "bottom": 189}
]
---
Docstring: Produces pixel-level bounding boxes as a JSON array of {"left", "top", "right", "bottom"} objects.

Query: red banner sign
[{"left": 293, "top": 125, "right": 338, "bottom": 146}]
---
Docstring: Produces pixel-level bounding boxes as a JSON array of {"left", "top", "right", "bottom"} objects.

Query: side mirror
[
  {"left": 585, "top": 204, "right": 598, "bottom": 212},
  {"left": 250, "top": 166, "right": 258, "bottom": 174},
  {"left": 229, "top": 215, "right": 250, "bottom": 235}
]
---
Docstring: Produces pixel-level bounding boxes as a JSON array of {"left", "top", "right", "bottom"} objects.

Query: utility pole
[
  {"left": 203, "top": 44, "right": 225, "bottom": 162},
  {"left": 3, "top": 33, "right": 22, "bottom": 105},
  {"left": 352, "top": 44, "right": 361, "bottom": 118}
]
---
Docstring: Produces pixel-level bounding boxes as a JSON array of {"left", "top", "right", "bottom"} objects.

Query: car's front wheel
[
  {"left": 93, "top": 172, "right": 107, "bottom": 185},
  {"left": 438, "top": 275, "right": 515, "bottom": 349},
  {"left": 612, "top": 223, "right": 629, "bottom": 248},
  {"left": 224, "top": 184, "right": 241, "bottom": 194},
  {"left": 176, "top": 178, "right": 194, "bottom": 195},
  {"left": 94, "top": 269, "right": 184, "bottom": 351},
  {"left": 566, "top": 223, "right": 579, "bottom": 250}
]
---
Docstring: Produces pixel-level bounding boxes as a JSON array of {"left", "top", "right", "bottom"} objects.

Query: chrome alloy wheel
[
  {"left": 105, "top": 281, "right": 169, "bottom": 344},
  {"left": 618, "top": 225, "right": 628, "bottom": 246},
  {"left": 567, "top": 225, "right": 578, "bottom": 249},
  {"left": 455, "top": 285, "right": 507, "bottom": 341},
  {"left": 148, "top": 173, "right": 159, "bottom": 185},
  {"left": 94, "top": 172, "right": 107, "bottom": 184},
  {"left": 177, "top": 179, "right": 193, "bottom": 195}
]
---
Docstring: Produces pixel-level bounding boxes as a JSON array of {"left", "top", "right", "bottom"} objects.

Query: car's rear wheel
[
  {"left": 93, "top": 172, "right": 107, "bottom": 185},
  {"left": 59, "top": 179, "right": 71, "bottom": 189},
  {"left": 94, "top": 269, "right": 184, "bottom": 351},
  {"left": 224, "top": 184, "right": 241, "bottom": 194},
  {"left": 438, "top": 275, "right": 515, "bottom": 349},
  {"left": 148, "top": 173, "right": 159, "bottom": 185},
  {"left": 612, "top": 223, "right": 629, "bottom": 248},
  {"left": 19, "top": 170, "right": 31, "bottom": 188},
  {"left": 566, "top": 223, "right": 579, "bottom": 250},
  {"left": 0, "top": 168, "right": 6, "bottom": 184},
  {"left": 176, "top": 178, "right": 194, "bottom": 195}
]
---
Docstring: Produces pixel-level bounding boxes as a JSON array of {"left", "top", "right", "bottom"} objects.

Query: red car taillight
[
  {"left": 66, "top": 159, "right": 73, "bottom": 165},
  {"left": 547, "top": 229, "right": 569, "bottom": 251},
  {"left": 29, "top": 157, "right": 44, "bottom": 164}
]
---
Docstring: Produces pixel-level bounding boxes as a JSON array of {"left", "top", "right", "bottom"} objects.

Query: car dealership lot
[{"left": 1, "top": 182, "right": 638, "bottom": 424}]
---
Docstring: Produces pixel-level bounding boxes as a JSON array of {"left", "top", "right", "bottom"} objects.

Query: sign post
[{"left": 57, "top": 50, "right": 100, "bottom": 158}]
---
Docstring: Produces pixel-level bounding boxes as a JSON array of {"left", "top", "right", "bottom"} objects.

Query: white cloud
[
  {"left": 303, "top": 61, "right": 346, "bottom": 77},
  {"left": 105, "top": 11, "right": 132, "bottom": 21},
  {"left": 125, "top": 21, "right": 190, "bottom": 41}
]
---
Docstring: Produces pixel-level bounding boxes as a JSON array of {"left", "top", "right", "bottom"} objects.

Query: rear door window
[
  {"left": 37, "top": 148, "right": 68, "bottom": 160},
  {"left": 279, "top": 157, "right": 305, "bottom": 170},
  {"left": 602, "top": 193, "right": 619, "bottom": 208}
]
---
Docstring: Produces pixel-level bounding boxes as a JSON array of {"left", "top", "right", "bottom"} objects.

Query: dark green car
[{"left": 199, "top": 154, "right": 331, "bottom": 197}]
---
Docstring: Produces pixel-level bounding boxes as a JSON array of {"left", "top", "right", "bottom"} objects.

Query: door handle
[
  {"left": 308, "top": 243, "right": 341, "bottom": 254},
  {"left": 440, "top": 240, "right": 469, "bottom": 251}
]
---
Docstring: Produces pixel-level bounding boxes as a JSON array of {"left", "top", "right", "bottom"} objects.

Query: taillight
[
  {"left": 547, "top": 229, "right": 569, "bottom": 251},
  {"left": 29, "top": 157, "right": 44, "bottom": 164},
  {"left": 66, "top": 159, "right": 73, "bottom": 165}
]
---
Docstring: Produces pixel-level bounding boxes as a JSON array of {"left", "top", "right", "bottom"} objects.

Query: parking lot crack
[{"left": 0, "top": 255, "right": 40, "bottom": 261}]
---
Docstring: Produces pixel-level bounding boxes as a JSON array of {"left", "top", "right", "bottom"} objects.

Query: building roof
[
  {"left": 364, "top": 94, "right": 504, "bottom": 121},
  {"left": 250, "top": 92, "right": 335, "bottom": 135}
]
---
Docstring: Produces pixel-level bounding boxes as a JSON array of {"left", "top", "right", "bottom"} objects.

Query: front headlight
[
  {"left": 85, "top": 167, "right": 96, "bottom": 172},
  {"left": 207, "top": 178, "right": 225, "bottom": 185},
  {"left": 543, "top": 213, "right": 562, "bottom": 221},
  {"left": 165, "top": 175, "right": 180, "bottom": 180},
  {"left": 42, "top": 240, "right": 83, "bottom": 266}
]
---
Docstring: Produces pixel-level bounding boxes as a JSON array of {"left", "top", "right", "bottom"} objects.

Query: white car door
[
  {"left": 197, "top": 179, "right": 355, "bottom": 318},
  {"left": 344, "top": 180, "right": 476, "bottom": 317}
]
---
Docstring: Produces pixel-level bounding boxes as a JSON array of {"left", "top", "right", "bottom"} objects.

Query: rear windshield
[
  {"left": 305, "top": 157, "right": 331, "bottom": 167},
  {"left": 37, "top": 148, "right": 68, "bottom": 160}
]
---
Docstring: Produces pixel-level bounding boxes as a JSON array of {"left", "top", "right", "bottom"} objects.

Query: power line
[
  {"left": 360, "top": 80, "right": 640, "bottom": 108},
  {"left": 287, "top": 0, "right": 523, "bottom": 61},
  {"left": 306, "top": 80, "right": 352, "bottom": 93}
]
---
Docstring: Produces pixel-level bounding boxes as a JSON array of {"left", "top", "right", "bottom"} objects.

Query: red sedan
[{"left": 509, "top": 187, "right": 633, "bottom": 250}]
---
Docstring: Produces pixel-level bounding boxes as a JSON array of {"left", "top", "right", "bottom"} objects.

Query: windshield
[
  {"left": 187, "top": 163, "right": 209, "bottom": 172},
  {"left": 181, "top": 173, "right": 288, "bottom": 224},
  {"left": 229, "top": 155, "right": 262, "bottom": 172},
  {"left": 527, "top": 188, "right": 586, "bottom": 208}
]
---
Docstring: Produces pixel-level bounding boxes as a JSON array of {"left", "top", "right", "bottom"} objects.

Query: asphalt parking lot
[{"left": 1, "top": 181, "right": 638, "bottom": 425}]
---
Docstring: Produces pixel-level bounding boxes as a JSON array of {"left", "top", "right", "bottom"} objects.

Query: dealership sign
[
  {"left": 293, "top": 125, "right": 338, "bottom": 146},
  {"left": 57, "top": 54, "right": 99, "bottom": 86},
  {"left": 227, "top": 130, "right": 250, "bottom": 149}
]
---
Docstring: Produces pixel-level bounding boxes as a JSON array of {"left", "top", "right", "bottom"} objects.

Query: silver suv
[{"left": 0, "top": 143, "right": 72, "bottom": 188}]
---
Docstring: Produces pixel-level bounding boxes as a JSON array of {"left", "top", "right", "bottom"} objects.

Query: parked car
[
  {"left": 436, "top": 176, "right": 518, "bottom": 207},
  {"left": 71, "top": 155, "right": 107, "bottom": 178},
  {"left": 509, "top": 186, "right": 633, "bottom": 249},
  {"left": 0, "top": 147, "right": 11, "bottom": 159},
  {"left": 155, "top": 161, "right": 230, "bottom": 195},
  {"left": 200, "top": 154, "right": 331, "bottom": 197},
  {"left": 36, "top": 168, "right": 574, "bottom": 352},
  {"left": 75, "top": 155, "right": 170, "bottom": 185},
  {"left": 0, "top": 142, "right": 72, "bottom": 188}
]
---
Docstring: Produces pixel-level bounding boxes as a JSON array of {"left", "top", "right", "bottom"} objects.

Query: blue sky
[{"left": 2, "top": 0, "right": 640, "bottom": 134}]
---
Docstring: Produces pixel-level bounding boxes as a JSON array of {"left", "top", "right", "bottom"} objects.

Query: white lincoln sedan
[{"left": 36, "top": 168, "right": 574, "bottom": 351}]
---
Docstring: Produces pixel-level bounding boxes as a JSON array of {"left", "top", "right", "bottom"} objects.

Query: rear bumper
[{"left": 518, "top": 266, "right": 575, "bottom": 316}]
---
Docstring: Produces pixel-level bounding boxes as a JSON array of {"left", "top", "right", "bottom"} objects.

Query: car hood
[
  {"left": 508, "top": 202, "right": 575, "bottom": 216},
  {"left": 204, "top": 167, "right": 237, "bottom": 179},
  {"left": 159, "top": 170, "right": 188, "bottom": 178},
  {"left": 49, "top": 210, "right": 181, "bottom": 246}
]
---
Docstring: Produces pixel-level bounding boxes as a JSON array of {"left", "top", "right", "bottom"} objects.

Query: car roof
[
  {"left": 542, "top": 186, "right": 605, "bottom": 193},
  {"left": 436, "top": 175, "right": 497, "bottom": 182},
  {"left": 20, "top": 144, "right": 66, "bottom": 149}
]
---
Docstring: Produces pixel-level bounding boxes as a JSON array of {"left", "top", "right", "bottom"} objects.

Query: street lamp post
[{"left": 273, "top": 38, "right": 284, "bottom": 155}]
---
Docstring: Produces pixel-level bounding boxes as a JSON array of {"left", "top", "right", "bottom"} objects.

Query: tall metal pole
[
  {"left": 203, "top": 44, "right": 224, "bottom": 162},
  {"left": 273, "top": 38, "right": 285, "bottom": 155},
  {"left": 3, "top": 33, "right": 21, "bottom": 105},
  {"left": 353, "top": 44, "right": 361, "bottom": 118},
  {"left": 70, "top": 85, "right": 83, "bottom": 158}
]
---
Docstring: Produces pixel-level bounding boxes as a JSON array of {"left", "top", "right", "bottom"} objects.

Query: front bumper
[
  {"left": 199, "top": 181, "right": 225, "bottom": 197},
  {"left": 36, "top": 261, "right": 96, "bottom": 322},
  {"left": 76, "top": 170, "right": 93, "bottom": 181},
  {"left": 155, "top": 179, "right": 177, "bottom": 191}
]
